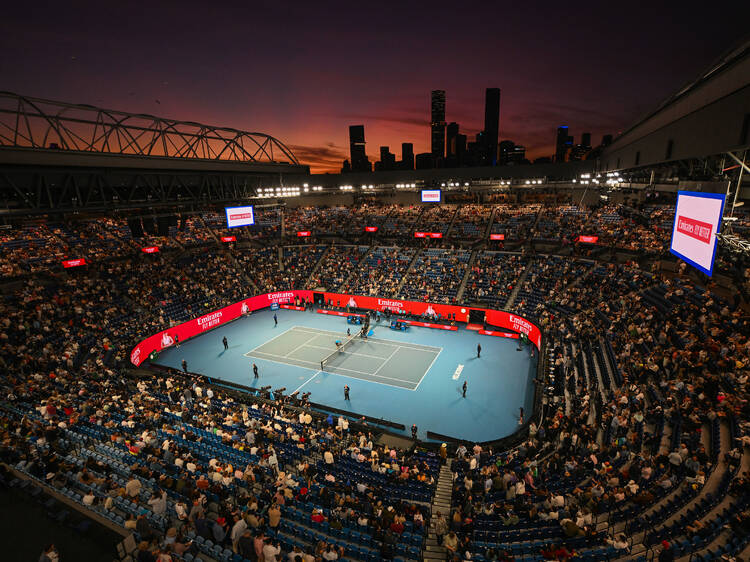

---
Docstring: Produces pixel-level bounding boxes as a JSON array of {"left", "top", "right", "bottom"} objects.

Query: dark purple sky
[{"left": 1, "top": 1, "right": 746, "bottom": 172}]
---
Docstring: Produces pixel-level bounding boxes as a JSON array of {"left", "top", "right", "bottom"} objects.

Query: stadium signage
[
  {"left": 225, "top": 205, "right": 255, "bottom": 228},
  {"left": 197, "top": 311, "right": 223, "bottom": 330},
  {"left": 509, "top": 314, "right": 534, "bottom": 337},
  {"left": 670, "top": 191, "right": 725, "bottom": 277},
  {"left": 676, "top": 216, "right": 712, "bottom": 244},
  {"left": 365, "top": 226, "right": 378, "bottom": 232},
  {"left": 414, "top": 232, "right": 443, "bottom": 238},
  {"left": 267, "top": 291, "right": 295, "bottom": 302},
  {"left": 489, "top": 234, "right": 505, "bottom": 241},
  {"left": 576, "top": 235, "right": 599, "bottom": 244},
  {"left": 297, "top": 231, "right": 311, "bottom": 237},
  {"left": 220, "top": 236, "right": 236, "bottom": 242},
  {"left": 377, "top": 299, "right": 404, "bottom": 309},
  {"left": 62, "top": 258, "right": 87, "bottom": 268},
  {"left": 407, "top": 320, "right": 457, "bottom": 331},
  {"left": 141, "top": 246, "right": 159, "bottom": 253}
]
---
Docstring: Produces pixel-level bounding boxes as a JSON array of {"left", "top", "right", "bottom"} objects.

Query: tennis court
[{"left": 244, "top": 325, "right": 440, "bottom": 390}]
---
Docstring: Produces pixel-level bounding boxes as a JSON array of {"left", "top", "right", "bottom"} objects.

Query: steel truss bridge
[{"left": 0, "top": 92, "right": 307, "bottom": 216}]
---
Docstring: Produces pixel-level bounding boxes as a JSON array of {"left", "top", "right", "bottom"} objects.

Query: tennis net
[{"left": 320, "top": 334, "right": 358, "bottom": 371}]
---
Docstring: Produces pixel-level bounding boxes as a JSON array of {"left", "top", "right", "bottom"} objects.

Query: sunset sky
[{"left": 1, "top": 1, "right": 746, "bottom": 173}]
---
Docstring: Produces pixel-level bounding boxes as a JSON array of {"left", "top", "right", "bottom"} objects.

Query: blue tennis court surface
[
  {"left": 154, "top": 308, "right": 537, "bottom": 442},
  {"left": 245, "top": 326, "right": 440, "bottom": 390}
]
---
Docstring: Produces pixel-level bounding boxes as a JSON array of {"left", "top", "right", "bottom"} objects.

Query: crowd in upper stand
[
  {"left": 1, "top": 203, "right": 748, "bottom": 283},
  {"left": 463, "top": 253, "right": 529, "bottom": 311},
  {"left": 0, "top": 200, "right": 749, "bottom": 562},
  {"left": 308, "top": 246, "right": 370, "bottom": 292},
  {"left": 400, "top": 249, "right": 470, "bottom": 304}
]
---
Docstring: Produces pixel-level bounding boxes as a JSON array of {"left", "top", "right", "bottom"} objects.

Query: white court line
[
  {"left": 370, "top": 345, "right": 401, "bottom": 377},
  {"left": 243, "top": 325, "right": 301, "bottom": 356},
  {"left": 247, "top": 350, "right": 418, "bottom": 385},
  {"left": 413, "top": 347, "right": 443, "bottom": 391},
  {"left": 285, "top": 334, "right": 322, "bottom": 358},
  {"left": 293, "top": 370, "right": 320, "bottom": 394},
  {"left": 292, "top": 325, "right": 440, "bottom": 352},
  {"left": 304, "top": 343, "right": 390, "bottom": 361}
]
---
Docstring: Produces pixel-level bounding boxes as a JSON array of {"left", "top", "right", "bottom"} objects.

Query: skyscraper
[
  {"left": 348, "top": 125, "right": 371, "bottom": 173},
  {"left": 483, "top": 88, "right": 501, "bottom": 166},
  {"left": 431, "top": 90, "right": 446, "bottom": 164},
  {"left": 401, "top": 143, "right": 414, "bottom": 170},
  {"left": 445, "top": 121, "right": 458, "bottom": 159},
  {"left": 570, "top": 132, "right": 592, "bottom": 161},
  {"left": 376, "top": 146, "right": 396, "bottom": 171},
  {"left": 554, "top": 126, "right": 573, "bottom": 163}
]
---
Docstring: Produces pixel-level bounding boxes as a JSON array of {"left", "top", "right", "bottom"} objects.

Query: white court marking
[
  {"left": 291, "top": 325, "right": 441, "bottom": 353},
  {"left": 243, "top": 325, "right": 443, "bottom": 391},
  {"left": 247, "top": 350, "right": 420, "bottom": 386},
  {"left": 284, "top": 333, "right": 321, "bottom": 358},
  {"left": 452, "top": 364, "right": 465, "bottom": 380},
  {"left": 293, "top": 370, "right": 321, "bottom": 394}
]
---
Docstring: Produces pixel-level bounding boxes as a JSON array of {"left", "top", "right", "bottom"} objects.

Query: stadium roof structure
[
  {"left": 600, "top": 36, "right": 750, "bottom": 173},
  {"left": 0, "top": 91, "right": 302, "bottom": 170}
]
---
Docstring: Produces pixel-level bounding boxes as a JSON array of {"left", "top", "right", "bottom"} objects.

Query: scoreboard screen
[
  {"left": 225, "top": 205, "right": 255, "bottom": 228},
  {"left": 669, "top": 191, "right": 725, "bottom": 276}
]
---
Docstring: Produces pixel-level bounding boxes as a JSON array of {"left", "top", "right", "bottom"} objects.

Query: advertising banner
[
  {"left": 320, "top": 292, "right": 542, "bottom": 348},
  {"left": 670, "top": 191, "right": 725, "bottom": 276},
  {"left": 130, "top": 290, "right": 312, "bottom": 366}
]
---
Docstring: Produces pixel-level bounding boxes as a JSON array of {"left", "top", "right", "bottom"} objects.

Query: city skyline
[{"left": 0, "top": 1, "right": 746, "bottom": 174}]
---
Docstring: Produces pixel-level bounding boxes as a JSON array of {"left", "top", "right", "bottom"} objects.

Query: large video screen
[
  {"left": 669, "top": 191, "right": 725, "bottom": 276},
  {"left": 225, "top": 205, "right": 255, "bottom": 228},
  {"left": 421, "top": 189, "right": 441, "bottom": 202}
]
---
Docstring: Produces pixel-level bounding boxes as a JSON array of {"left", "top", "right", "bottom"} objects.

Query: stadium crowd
[{"left": 0, "top": 199, "right": 748, "bottom": 562}]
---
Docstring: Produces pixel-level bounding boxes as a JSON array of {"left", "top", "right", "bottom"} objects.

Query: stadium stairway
[
  {"left": 395, "top": 247, "right": 423, "bottom": 294},
  {"left": 482, "top": 206, "right": 498, "bottom": 239},
  {"left": 455, "top": 249, "right": 479, "bottom": 303},
  {"left": 424, "top": 459, "right": 453, "bottom": 561},
  {"left": 503, "top": 260, "right": 533, "bottom": 309},
  {"left": 444, "top": 206, "right": 461, "bottom": 236},
  {"left": 307, "top": 245, "right": 332, "bottom": 280}
]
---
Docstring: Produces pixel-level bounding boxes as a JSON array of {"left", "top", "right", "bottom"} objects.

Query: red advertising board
[
  {"left": 297, "top": 231, "right": 311, "bottom": 237},
  {"left": 406, "top": 320, "right": 457, "bottom": 331},
  {"left": 129, "top": 290, "right": 312, "bottom": 366},
  {"left": 62, "top": 258, "right": 87, "bottom": 268},
  {"left": 414, "top": 232, "right": 443, "bottom": 238},
  {"left": 490, "top": 233, "right": 505, "bottom": 241},
  {"left": 316, "top": 309, "right": 366, "bottom": 318},
  {"left": 141, "top": 246, "right": 159, "bottom": 253},
  {"left": 365, "top": 226, "right": 378, "bottom": 233},
  {"left": 676, "top": 215, "right": 712, "bottom": 244},
  {"left": 576, "top": 235, "right": 599, "bottom": 244},
  {"left": 131, "top": 291, "right": 543, "bottom": 366},
  {"left": 221, "top": 236, "right": 237, "bottom": 243},
  {"left": 280, "top": 304, "right": 305, "bottom": 311},
  {"left": 321, "top": 292, "right": 542, "bottom": 349},
  {"left": 479, "top": 329, "right": 519, "bottom": 339}
]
